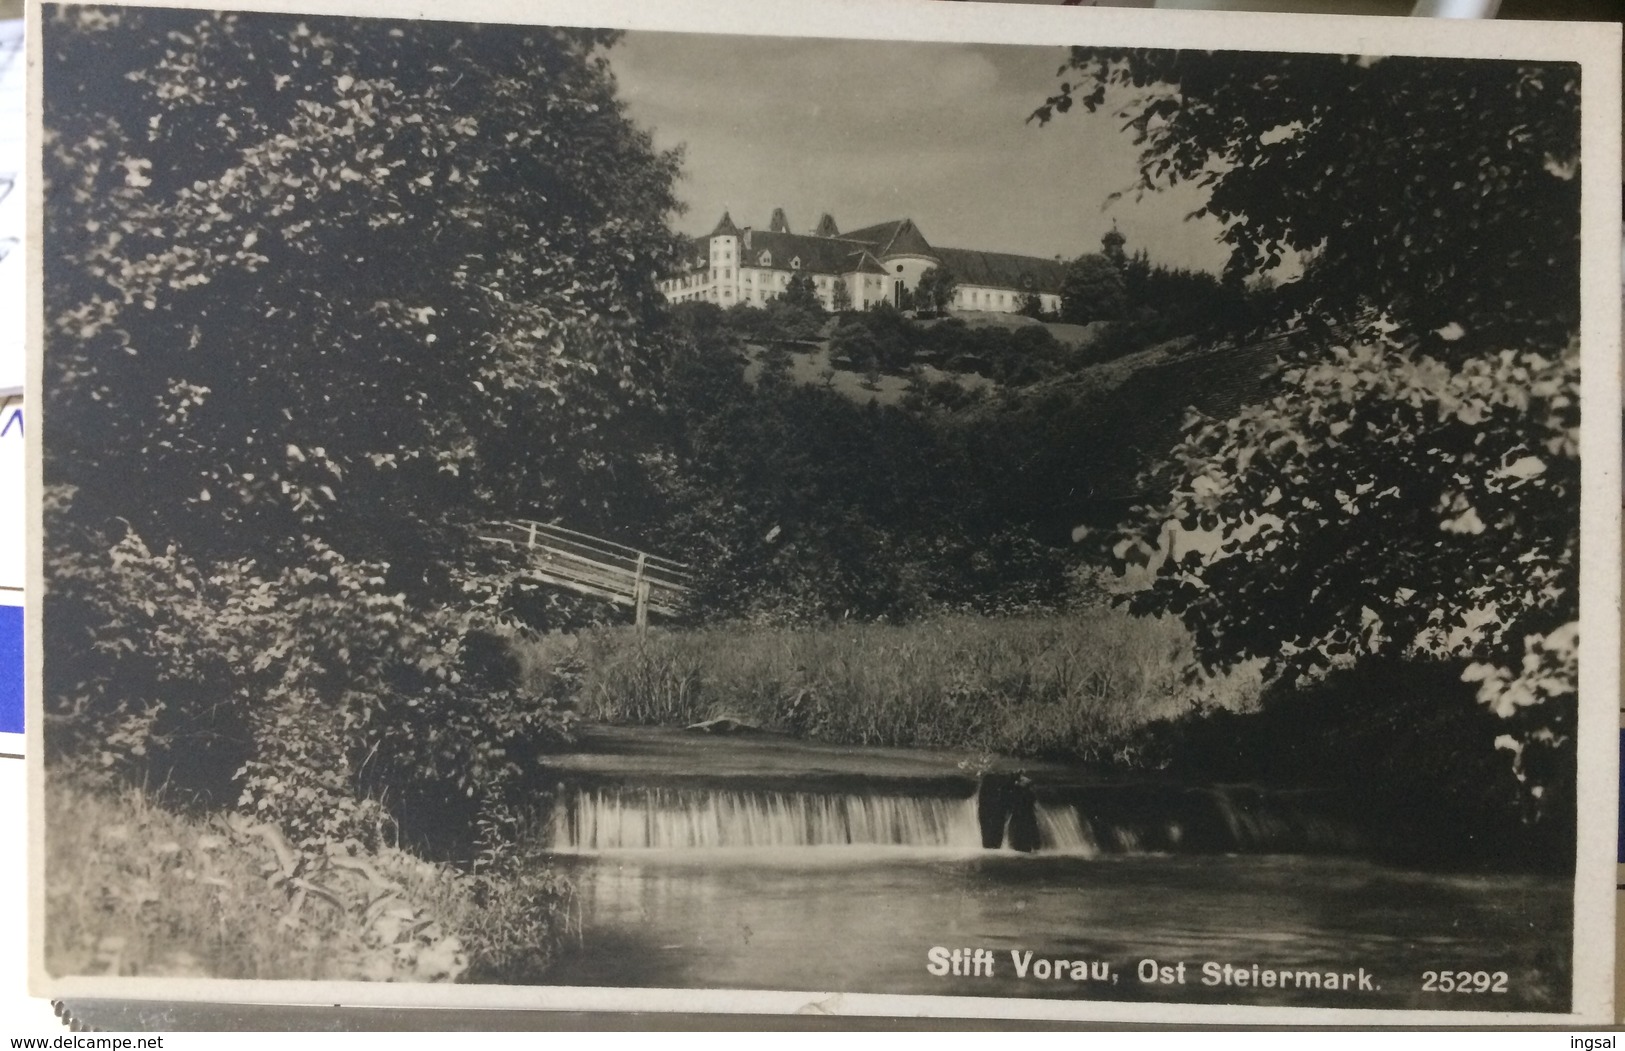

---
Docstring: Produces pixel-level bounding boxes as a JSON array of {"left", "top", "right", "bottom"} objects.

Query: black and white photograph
[{"left": 26, "top": 0, "right": 1620, "bottom": 1025}]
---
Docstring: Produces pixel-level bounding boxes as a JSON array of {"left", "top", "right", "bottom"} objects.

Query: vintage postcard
[{"left": 26, "top": 0, "right": 1621, "bottom": 1026}]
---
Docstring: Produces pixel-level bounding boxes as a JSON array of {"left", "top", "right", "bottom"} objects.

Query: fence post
[
  {"left": 633, "top": 551, "right": 649, "bottom": 633},
  {"left": 526, "top": 521, "right": 538, "bottom": 550}
]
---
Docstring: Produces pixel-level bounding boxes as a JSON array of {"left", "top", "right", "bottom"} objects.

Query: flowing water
[{"left": 535, "top": 727, "right": 1572, "bottom": 1012}]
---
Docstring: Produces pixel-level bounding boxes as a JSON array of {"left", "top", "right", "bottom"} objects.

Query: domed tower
[{"left": 1101, "top": 223, "right": 1127, "bottom": 268}]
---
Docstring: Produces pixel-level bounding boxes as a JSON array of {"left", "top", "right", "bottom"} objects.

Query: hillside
[
  {"left": 728, "top": 315, "right": 1289, "bottom": 548},
  {"left": 918, "top": 311, "right": 1105, "bottom": 348},
  {"left": 940, "top": 334, "right": 1290, "bottom": 542}
]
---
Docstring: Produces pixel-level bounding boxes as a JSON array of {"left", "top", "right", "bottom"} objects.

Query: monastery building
[{"left": 660, "top": 209, "right": 1068, "bottom": 316}]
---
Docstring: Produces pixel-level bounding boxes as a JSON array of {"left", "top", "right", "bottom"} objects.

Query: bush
[
  {"left": 654, "top": 359, "right": 1068, "bottom": 624},
  {"left": 44, "top": 779, "right": 573, "bottom": 982},
  {"left": 1125, "top": 658, "right": 1570, "bottom": 869},
  {"left": 45, "top": 513, "right": 574, "bottom": 856}
]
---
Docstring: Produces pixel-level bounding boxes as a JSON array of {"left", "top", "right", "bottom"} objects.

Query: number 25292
[{"left": 1422, "top": 970, "right": 1508, "bottom": 993}]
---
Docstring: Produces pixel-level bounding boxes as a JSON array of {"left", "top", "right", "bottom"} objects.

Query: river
[{"left": 532, "top": 726, "right": 1572, "bottom": 1013}]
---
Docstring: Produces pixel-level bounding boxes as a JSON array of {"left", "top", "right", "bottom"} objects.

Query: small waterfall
[
  {"left": 1029, "top": 788, "right": 1362, "bottom": 856},
  {"left": 548, "top": 786, "right": 983, "bottom": 851},
  {"left": 544, "top": 781, "right": 1360, "bottom": 856},
  {"left": 1034, "top": 802, "right": 1099, "bottom": 856}
]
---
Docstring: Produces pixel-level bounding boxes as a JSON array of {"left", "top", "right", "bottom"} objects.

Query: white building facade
[{"left": 661, "top": 210, "right": 1067, "bottom": 317}]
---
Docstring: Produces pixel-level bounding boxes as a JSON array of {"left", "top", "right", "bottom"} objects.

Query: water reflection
[
  {"left": 535, "top": 730, "right": 1569, "bottom": 1012},
  {"left": 549, "top": 849, "right": 1570, "bottom": 1012}
]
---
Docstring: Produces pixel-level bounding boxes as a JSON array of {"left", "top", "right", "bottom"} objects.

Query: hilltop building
[{"left": 660, "top": 209, "right": 1068, "bottom": 316}]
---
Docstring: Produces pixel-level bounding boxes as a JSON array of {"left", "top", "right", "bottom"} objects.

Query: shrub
[
  {"left": 45, "top": 513, "right": 574, "bottom": 855},
  {"left": 1125, "top": 658, "right": 1569, "bottom": 869},
  {"left": 44, "top": 780, "right": 573, "bottom": 982}
]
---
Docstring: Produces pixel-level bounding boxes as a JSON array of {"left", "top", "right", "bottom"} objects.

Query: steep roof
[
  {"left": 740, "top": 229, "right": 885, "bottom": 276},
  {"left": 934, "top": 246, "right": 1067, "bottom": 295},
  {"left": 849, "top": 252, "right": 889, "bottom": 276},
  {"left": 710, "top": 210, "right": 741, "bottom": 237},
  {"left": 681, "top": 211, "right": 1064, "bottom": 291},
  {"left": 841, "top": 218, "right": 938, "bottom": 261}
]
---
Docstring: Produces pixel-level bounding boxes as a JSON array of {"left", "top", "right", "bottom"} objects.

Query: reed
[{"left": 518, "top": 610, "right": 1251, "bottom": 760}]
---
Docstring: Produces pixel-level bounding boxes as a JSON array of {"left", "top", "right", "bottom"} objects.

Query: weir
[
  {"left": 542, "top": 782, "right": 1362, "bottom": 856},
  {"left": 547, "top": 786, "right": 984, "bottom": 851},
  {"left": 539, "top": 730, "right": 1566, "bottom": 1008}
]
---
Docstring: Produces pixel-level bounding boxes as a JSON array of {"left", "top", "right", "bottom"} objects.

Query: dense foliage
[
  {"left": 1059, "top": 254, "right": 1126, "bottom": 324},
  {"left": 826, "top": 309, "right": 1075, "bottom": 384},
  {"left": 1037, "top": 48, "right": 1584, "bottom": 821},
  {"left": 1034, "top": 50, "right": 1579, "bottom": 353},
  {"left": 43, "top": 8, "right": 681, "bottom": 850},
  {"left": 914, "top": 266, "right": 957, "bottom": 317},
  {"left": 1118, "top": 340, "right": 1579, "bottom": 800},
  {"left": 47, "top": 781, "right": 574, "bottom": 982},
  {"left": 652, "top": 337, "right": 1068, "bottom": 623}
]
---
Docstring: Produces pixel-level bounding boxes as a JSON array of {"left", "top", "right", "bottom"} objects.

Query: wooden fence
[{"left": 479, "top": 520, "right": 692, "bottom": 628}]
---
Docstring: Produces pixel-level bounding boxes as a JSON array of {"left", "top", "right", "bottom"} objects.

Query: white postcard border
[{"left": 25, "top": 0, "right": 1622, "bottom": 1026}]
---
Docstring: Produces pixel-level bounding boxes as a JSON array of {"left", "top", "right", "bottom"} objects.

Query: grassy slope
[{"left": 44, "top": 778, "right": 570, "bottom": 983}]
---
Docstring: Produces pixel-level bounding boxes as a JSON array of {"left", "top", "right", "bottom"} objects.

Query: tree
[
  {"left": 1036, "top": 49, "right": 1583, "bottom": 815},
  {"left": 1114, "top": 254, "right": 1248, "bottom": 341},
  {"left": 758, "top": 345, "right": 795, "bottom": 387},
  {"left": 782, "top": 270, "right": 825, "bottom": 314},
  {"left": 41, "top": 9, "right": 683, "bottom": 835},
  {"left": 1017, "top": 291, "right": 1045, "bottom": 319},
  {"left": 915, "top": 266, "right": 957, "bottom": 317},
  {"left": 654, "top": 347, "right": 1064, "bottom": 623},
  {"left": 1116, "top": 339, "right": 1578, "bottom": 807},
  {"left": 831, "top": 277, "right": 854, "bottom": 313},
  {"left": 1059, "top": 254, "right": 1126, "bottom": 323},
  {"left": 1033, "top": 50, "right": 1579, "bottom": 353},
  {"left": 45, "top": 10, "right": 684, "bottom": 569}
]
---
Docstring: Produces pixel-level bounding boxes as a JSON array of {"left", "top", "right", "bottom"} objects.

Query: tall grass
[
  {"left": 44, "top": 777, "right": 572, "bottom": 984},
  {"left": 516, "top": 610, "right": 1255, "bottom": 760}
]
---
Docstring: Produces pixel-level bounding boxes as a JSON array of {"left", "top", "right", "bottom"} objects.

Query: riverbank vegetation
[
  {"left": 517, "top": 612, "right": 1256, "bottom": 761},
  {"left": 45, "top": 781, "right": 571, "bottom": 982},
  {"left": 41, "top": 11, "right": 678, "bottom": 981}
]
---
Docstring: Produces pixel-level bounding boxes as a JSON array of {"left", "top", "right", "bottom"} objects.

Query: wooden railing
[{"left": 479, "top": 520, "right": 692, "bottom": 628}]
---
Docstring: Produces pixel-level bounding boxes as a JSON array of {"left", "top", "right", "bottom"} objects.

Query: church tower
[{"left": 1101, "top": 224, "right": 1127, "bottom": 267}]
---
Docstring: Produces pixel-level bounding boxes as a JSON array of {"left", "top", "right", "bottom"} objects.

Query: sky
[{"left": 611, "top": 32, "right": 1234, "bottom": 274}]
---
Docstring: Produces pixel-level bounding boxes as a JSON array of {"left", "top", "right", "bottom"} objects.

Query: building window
[
  {"left": 760, "top": 250, "right": 772, "bottom": 266},
  {"left": 790, "top": 257, "right": 801, "bottom": 270}
]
